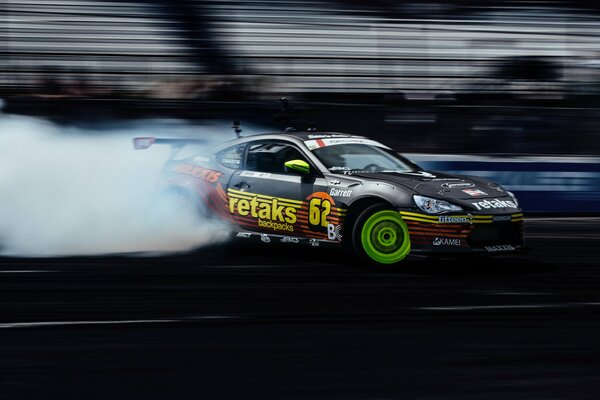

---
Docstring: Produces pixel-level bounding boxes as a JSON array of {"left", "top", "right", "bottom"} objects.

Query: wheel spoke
[{"left": 360, "top": 210, "right": 411, "bottom": 264}]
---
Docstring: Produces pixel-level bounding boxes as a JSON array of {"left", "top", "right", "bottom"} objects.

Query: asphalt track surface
[{"left": 1, "top": 217, "right": 600, "bottom": 399}]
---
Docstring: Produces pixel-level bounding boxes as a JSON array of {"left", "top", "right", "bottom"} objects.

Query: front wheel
[{"left": 351, "top": 204, "right": 411, "bottom": 267}]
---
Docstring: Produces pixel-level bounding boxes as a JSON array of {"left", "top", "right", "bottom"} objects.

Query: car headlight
[
  {"left": 506, "top": 191, "right": 519, "bottom": 207},
  {"left": 413, "top": 195, "right": 463, "bottom": 214}
]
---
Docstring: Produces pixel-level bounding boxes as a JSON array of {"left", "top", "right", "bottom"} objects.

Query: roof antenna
[
  {"left": 279, "top": 97, "right": 296, "bottom": 132},
  {"left": 232, "top": 120, "right": 242, "bottom": 138}
]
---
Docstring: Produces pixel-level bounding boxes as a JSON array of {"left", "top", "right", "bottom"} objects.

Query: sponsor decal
[
  {"left": 462, "top": 189, "right": 488, "bottom": 197},
  {"left": 484, "top": 245, "right": 515, "bottom": 252},
  {"left": 492, "top": 215, "right": 512, "bottom": 222},
  {"left": 329, "top": 187, "right": 352, "bottom": 197},
  {"left": 260, "top": 234, "right": 271, "bottom": 243},
  {"left": 438, "top": 215, "right": 473, "bottom": 224},
  {"left": 281, "top": 236, "right": 300, "bottom": 244},
  {"left": 304, "top": 138, "right": 390, "bottom": 150},
  {"left": 307, "top": 134, "right": 348, "bottom": 139},
  {"left": 174, "top": 164, "right": 223, "bottom": 183},
  {"left": 236, "top": 232, "right": 251, "bottom": 238},
  {"left": 229, "top": 195, "right": 299, "bottom": 228},
  {"left": 258, "top": 219, "right": 294, "bottom": 232},
  {"left": 327, "top": 224, "right": 343, "bottom": 241},
  {"left": 240, "top": 171, "right": 271, "bottom": 179},
  {"left": 306, "top": 192, "right": 336, "bottom": 229},
  {"left": 228, "top": 189, "right": 347, "bottom": 236},
  {"left": 471, "top": 198, "right": 517, "bottom": 210},
  {"left": 433, "top": 237, "right": 461, "bottom": 246},
  {"left": 398, "top": 171, "right": 437, "bottom": 178},
  {"left": 441, "top": 182, "right": 474, "bottom": 188},
  {"left": 309, "top": 239, "right": 320, "bottom": 247}
]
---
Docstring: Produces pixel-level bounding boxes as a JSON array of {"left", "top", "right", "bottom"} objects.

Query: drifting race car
[{"left": 134, "top": 131, "right": 524, "bottom": 267}]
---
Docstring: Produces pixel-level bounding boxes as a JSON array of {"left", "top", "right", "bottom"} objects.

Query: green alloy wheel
[{"left": 353, "top": 205, "right": 411, "bottom": 266}]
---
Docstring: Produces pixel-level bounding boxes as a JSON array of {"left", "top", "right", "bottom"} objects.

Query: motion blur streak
[{"left": 0, "top": 109, "right": 232, "bottom": 257}]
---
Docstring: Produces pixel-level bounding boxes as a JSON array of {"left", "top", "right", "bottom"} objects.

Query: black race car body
[{"left": 135, "top": 132, "right": 524, "bottom": 265}]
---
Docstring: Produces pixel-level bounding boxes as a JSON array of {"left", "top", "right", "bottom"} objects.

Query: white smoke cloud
[{"left": 0, "top": 112, "right": 247, "bottom": 256}]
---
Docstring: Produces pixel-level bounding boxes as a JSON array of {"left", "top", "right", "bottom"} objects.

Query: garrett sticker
[{"left": 329, "top": 187, "right": 352, "bottom": 197}]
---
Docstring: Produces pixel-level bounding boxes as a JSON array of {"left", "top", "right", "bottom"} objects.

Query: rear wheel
[
  {"left": 150, "top": 190, "right": 203, "bottom": 229},
  {"left": 351, "top": 204, "right": 411, "bottom": 267}
]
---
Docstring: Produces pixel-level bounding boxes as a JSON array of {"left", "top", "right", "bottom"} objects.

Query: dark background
[
  {"left": 2, "top": 0, "right": 600, "bottom": 154},
  {"left": 2, "top": 2, "right": 600, "bottom": 399},
  {"left": 2, "top": 218, "right": 600, "bottom": 399}
]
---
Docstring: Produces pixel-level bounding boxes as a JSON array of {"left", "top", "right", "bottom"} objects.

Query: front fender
[{"left": 345, "top": 181, "right": 414, "bottom": 210}]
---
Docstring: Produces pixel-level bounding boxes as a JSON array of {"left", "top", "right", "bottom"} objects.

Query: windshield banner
[{"left": 304, "top": 138, "right": 390, "bottom": 150}]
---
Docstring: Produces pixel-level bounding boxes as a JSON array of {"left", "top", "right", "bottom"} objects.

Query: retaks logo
[
  {"left": 174, "top": 164, "right": 223, "bottom": 183},
  {"left": 471, "top": 198, "right": 517, "bottom": 211},
  {"left": 229, "top": 196, "right": 298, "bottom": 224}
]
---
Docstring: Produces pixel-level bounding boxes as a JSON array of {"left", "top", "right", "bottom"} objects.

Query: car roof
[
  {"left": 209, "top": 131, "right": 372, "bottom": 153},
  {"left": 240, "top": 131, "right": 366, "bottom": 141}
]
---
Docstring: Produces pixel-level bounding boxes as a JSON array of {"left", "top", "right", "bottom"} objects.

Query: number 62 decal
[{"left": 309, "top": 197, "right": 332, "bottom": 227}]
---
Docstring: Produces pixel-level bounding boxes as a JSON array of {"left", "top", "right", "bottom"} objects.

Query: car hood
[{"left": 353, "top": 170, "right": 505, "bottom": 201}]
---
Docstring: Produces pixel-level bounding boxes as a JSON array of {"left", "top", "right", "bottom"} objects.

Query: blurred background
[{"left": 1, "top": 0, "right": 599, "bottom": 211}]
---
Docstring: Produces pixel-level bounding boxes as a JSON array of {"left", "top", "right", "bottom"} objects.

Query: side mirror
[{"left": 284, "top": 159, "right": 310, "bottom": 174}]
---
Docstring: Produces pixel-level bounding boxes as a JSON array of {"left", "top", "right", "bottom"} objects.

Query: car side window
[
  {"left": 245, "top": 141, "right": 309, "bottom": 174},
  {"left": 215, "top": 144, "right": 246, "bottom": 170}
]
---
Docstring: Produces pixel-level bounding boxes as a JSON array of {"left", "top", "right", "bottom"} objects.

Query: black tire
[{"left": 150, "top": 189, "right": 203, "bottom": 229}]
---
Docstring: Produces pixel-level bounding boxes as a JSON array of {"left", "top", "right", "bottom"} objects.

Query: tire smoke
[{"left": 0, "top": 112, "right": 238, "bottom": 256}]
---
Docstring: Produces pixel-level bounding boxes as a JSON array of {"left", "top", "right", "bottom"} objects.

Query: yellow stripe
[
  {"left": 404, "top": 216, "right": 513, "bottom": 224},
  {"left": 401, "top": 211, "right": 493, "bottom": 219},
  {"left": 402, "top": 217, "right": 442, "bottom": 224},
  {"left": 400, "top": 211, "right": 438, "bottom": 220},
  {"left": 228, "top": 189, "right": 352, "bottom": 211},
  {"left": 227, "top": 189, "right": 304, "bottom": 205},
  {"left": 400, "top": 211, "right": 498, "bottom": 220},
  {"left": 228, "top": 189, "right": 348, "bottom": 215},
  {"left": 228, "top": 195, "right": 303, "bottom": 208}
]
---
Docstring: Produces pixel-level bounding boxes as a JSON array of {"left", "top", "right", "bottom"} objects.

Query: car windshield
[{"left": 310, "top": 143, "right": 418, "bottom": 174}]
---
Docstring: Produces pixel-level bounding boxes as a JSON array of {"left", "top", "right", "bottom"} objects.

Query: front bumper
[{"left": 399, "top": 210, "right": 525, "bottom": 255}]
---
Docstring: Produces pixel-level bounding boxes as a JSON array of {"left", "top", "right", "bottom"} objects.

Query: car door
[{"left": 227, "top": 139, "right": 333, "bottom": 239}]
